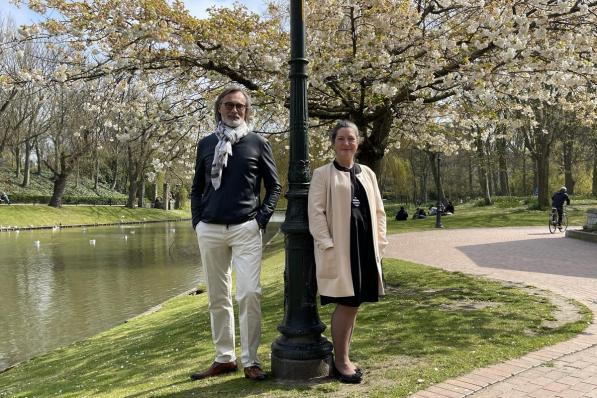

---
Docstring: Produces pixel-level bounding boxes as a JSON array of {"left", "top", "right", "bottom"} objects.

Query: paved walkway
[{"left": 385, "top": 227, "right": 597, "bottom": 398}]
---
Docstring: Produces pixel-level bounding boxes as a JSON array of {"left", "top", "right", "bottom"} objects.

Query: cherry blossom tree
[
  {"left": 3, "top": 0, "right": 597, "bottom": 201},
  {"left": 302, "top": 0, "right": 597, "bottom": 177}
]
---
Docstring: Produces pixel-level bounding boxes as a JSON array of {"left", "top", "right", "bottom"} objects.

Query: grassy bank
[
  {"left": 0, "top": 248, "right": 590, "bottom": 398},
  {"left": 0, "top": 205, "right": 190, "bottom": 228},
  {"left": 3, "top": 196, "right": 596, "bottom": 231},
  {"left": 0, "top": 165, "right": 128, "bottom": 203},
  {"left": 385, "top": 197, "right": 597, "bottom": 234}
]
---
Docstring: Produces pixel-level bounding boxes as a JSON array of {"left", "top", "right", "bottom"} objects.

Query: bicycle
[{"left": 549, "top": 206, "right": 568, "bottom": 234}]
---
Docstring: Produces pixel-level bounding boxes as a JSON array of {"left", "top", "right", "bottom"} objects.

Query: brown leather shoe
[
  {"left": 244, "top": 365, "right": 267, "bottom": 381},
  {"left": 190, "top": 361, "right": 238, "bottom": 380}
]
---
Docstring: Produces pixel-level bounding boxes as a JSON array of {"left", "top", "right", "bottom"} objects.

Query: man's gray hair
[
  {"left": 214, "top": 86, "right": 252, "bottom": 124},
  {"left": 329, "top": 120, "right": 359, "bottom": 143}
]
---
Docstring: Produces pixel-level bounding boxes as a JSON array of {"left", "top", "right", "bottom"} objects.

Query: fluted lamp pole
[{"left": 270, "top": 0, "right": 333, "bottom": 380}]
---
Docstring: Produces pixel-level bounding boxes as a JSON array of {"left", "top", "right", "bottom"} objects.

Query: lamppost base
[
  {"left": 271, "top": 334, "right": 333, "bottom": 380},
  {"left": 271, "top": 354, "right": 333, "bottom": 380}
]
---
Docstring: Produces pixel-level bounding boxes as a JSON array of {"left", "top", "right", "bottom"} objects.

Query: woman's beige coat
[{"left": 308, "top": 162, "right": 388, "bottom": 297}]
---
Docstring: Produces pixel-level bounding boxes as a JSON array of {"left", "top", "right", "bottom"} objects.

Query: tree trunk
[
  {"left": 496, "top": 138, "right": 510, "bottom": 196},
  {"left": 410, "top": 163, "right": 417, "bottom": 204},
  {"left": 522, "top": 149, "right": 527, "bottom": 196},
  {"left": 46, "top": 151, "right": 79, "bottom": 208},
  {"left": 111, "top": 145, "right": 120, "bottom": 191},
  {"left": 127, "top": 180, "right": 138, "bottom": 208},
  {"left": 563, "top": 140, "right": 575, "bottom": 195},
  {"left": 468, "top": 156, "right": 473, "bottom": 197},
  {"left": 35, "top": 138, "right": 42, "bottom": 175},
  {"left": 93, "top": 148, "right": 99, "bottom": 191},
  {"left": 137, "top": 179, "right": 145, "bottom": 208},
  {"left": 21, "top": 138, "right": 32, "bottom": 187},
  {"left": 427, "top": 151, "right": 445, "bottom": 203},
  {"left": 475, "top": 134, "right": 491, "bottom": 205},
  {"left": 111, "top": 159, "right": 119, "bottom": 191},
  {"left": 523, "top": 118, "right": 554, "bottom": 208},
  {"left": 592, "top": 141, "right": 597, "bottom": 196},
  {"left": 175, "top": 191, "right": 181, "bottom": 209},
  {"left": 408, "top": 149, "right": 419, "bottom": 204},
  {"left": 14, "top": 144, "right": 21, "bottom": 178},
  {"left": 126, "top": 146, "right": 139, "bottom": 208},
  {"left": 535, "top": 151, "right": 550, "bottom": 209},
  {"left": 74, "top": 160, "right": 80, "bottom": 188},
  {"left": 49, "top": 173, "right": 69, "bottom": 207},
  {"left": 152, "top": 182, "right": 158, "bottom": 203},
  {"left": 421, "top": 173, "right": 428, "bottom": 203},
  {"left": 355, "top": 111, "right": 392, "bottom": 177},
  {"left": 163, "top": 182, "right": 171, "bottom": 210},
  {"left": 533, "top": 162, "right": 538, "bottom": 196},
  {"left": 486, "top": 141, "right": 496, "bottom": 197}
]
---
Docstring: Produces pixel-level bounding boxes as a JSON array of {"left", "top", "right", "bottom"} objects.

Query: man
[
  {"left": 551, "top": 186, "right": 570, "bottom": 229},
  {"left": 190, "top": 86, "right": 281, "bottom": 381}
]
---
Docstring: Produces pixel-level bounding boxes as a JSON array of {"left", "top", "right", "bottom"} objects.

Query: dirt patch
[{"left": 528, "top": 288, "right": 584, "bottom": 330}]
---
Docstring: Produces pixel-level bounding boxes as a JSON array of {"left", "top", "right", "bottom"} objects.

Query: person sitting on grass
[
  {"left": 395, "top": 206, "right": 408, "bottom": 221},
  {"left": 0, "top": 191, "right": 10, "bottom": 204},
  {"left": 445, "top": 200, "right": 454, "bottom": 214},
  {"left": 413, "top": 207, "right": 426, "bottom": 219}
]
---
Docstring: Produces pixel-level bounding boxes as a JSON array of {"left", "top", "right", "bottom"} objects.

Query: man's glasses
[{"left": 222, "top": 102, "right": 247, "bottom": 111}]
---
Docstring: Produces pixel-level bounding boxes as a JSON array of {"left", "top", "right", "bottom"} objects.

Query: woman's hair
[
  {"left": 329, "top": 120, "right": 359, "bottom": 143},
  {"left": 214, "top": 86, "right": 252, "bottom": 124}
]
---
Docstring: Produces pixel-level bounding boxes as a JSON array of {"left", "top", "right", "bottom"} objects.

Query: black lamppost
[
  {"left": 270, "top": 0, "right": 333, "bottom": 380},
  {"left": 435, "top": 153, "right": 444, "bottom": 229}
]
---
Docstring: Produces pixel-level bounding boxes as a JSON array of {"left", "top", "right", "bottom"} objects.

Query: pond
[{"left": 0, "top": 220, "right": 281, "bottom": 372}]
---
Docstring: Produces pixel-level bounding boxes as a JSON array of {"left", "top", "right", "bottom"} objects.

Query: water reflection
[{"left": 0, "top": 221, "right": 280, "bottom": 371}]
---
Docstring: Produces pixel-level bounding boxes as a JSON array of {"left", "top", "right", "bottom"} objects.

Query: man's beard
[{"left": 222, "top": 117, "right": 244, "bottom": 128}]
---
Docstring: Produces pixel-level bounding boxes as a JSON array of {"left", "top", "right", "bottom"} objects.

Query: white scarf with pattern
[{"left": 210, "top": 121, "right": 250, "bottom": 190}]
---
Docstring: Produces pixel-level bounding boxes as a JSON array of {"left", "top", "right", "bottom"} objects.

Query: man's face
[{"left": 218, "top": 91, "right": 247, "bottom": 128}]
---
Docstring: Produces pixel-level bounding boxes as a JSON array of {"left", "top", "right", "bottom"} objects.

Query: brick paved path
[{"left": 385, "top": 227, "right": 597, "bottom": 398}]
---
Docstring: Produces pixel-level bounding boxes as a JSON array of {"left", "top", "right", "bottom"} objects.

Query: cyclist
[{"left": 551, "top": 186, "right": 570, "bottom": 229}]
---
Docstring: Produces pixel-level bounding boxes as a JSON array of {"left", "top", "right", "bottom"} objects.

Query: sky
[{"left": 0, "top": 0, "right": 267, "bottom": 26}]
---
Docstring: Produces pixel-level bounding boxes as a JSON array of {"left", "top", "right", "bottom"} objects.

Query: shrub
[
  {"left": 493, "top": 196, "right": 526, "bottom": 208},
  {"left": 7, "top": 193, "right": 127, "bottom": 206}
]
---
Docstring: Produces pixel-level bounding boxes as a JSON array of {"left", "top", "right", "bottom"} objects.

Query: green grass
[
  {"left": 4, "top": 196, "right": 595, "bottom": 231},
  {"left": 0, "top": 250, "right": 590, "bottom": 398},
  {"left": 0, "top": 205, "right": 190, "bottom": 228},
  {"left": 385, "top": 197, "right": 597, "bottom": 234}
]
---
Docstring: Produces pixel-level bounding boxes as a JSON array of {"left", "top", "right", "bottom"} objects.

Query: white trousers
[{"left": 195, "top": 219, "right": 263, "bottom": 367}]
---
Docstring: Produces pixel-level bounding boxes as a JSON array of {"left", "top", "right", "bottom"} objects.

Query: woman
[{"left": 308, "top": 120, "right": 388, "bottom": 384}]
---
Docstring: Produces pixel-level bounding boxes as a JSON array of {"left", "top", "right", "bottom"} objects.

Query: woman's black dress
[{"left": 320, "top": 161, "right": 380, "bottom": 307}]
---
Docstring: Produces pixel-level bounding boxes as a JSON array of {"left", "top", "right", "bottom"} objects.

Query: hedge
[{"left": 7, "top": 193, "right": 128, "bottom": 206}]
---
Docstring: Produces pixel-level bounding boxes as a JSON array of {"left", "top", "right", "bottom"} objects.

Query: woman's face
[{"left": 333, "top": 127, "right": 358, "bottom": 164}]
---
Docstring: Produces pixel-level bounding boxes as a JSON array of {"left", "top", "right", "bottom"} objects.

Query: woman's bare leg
[{"left": 331, "top": 304, "right": 359, "bottom": 375}]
